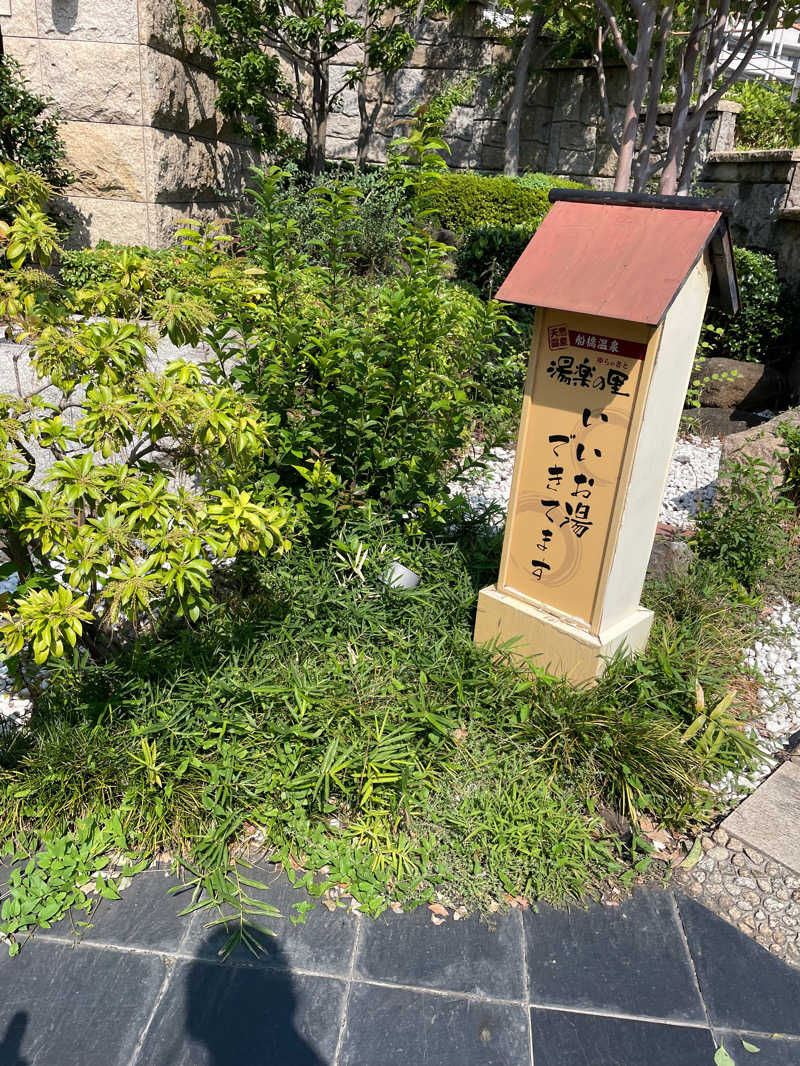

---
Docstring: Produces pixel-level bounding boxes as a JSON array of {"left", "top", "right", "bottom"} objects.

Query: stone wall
[
  {"left": 700, "top": 149, "right": 800, "bottom": 295},
  {"left": 326, "top": 7, "right": 740, "bottom": 186},
  {"left": 0, "top": 0, "right": 261, "bottom": 247}
]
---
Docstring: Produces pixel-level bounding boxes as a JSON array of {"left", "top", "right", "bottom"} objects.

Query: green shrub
[
  {"left": 428, "top": 170, "right": 581, "bottom": 233},
  {"left": 222, "top": 167, "right": 522, "bottom": 534},
  {"left": 433, "top": 171, "right": 582, "bottom": 297},
  {"left": 0, "top": 58, "right": 70, "bottom": 200},
  {"left": 239, "top": 165, "right": 411, "bottom": 275},
  {"left": 58, "top": 243, "right": 206, "bottom": 317},
  {"left": 727, "top": 79, "right": 800, "bottom": 150},
  {"left": 456, "top": 224, "right": 532, "bottom": 298},
  {"left": 777, "top": 421, "right": 800, "bottom": 502},
  {"left": 701, "top": 246, "right": 791, "bottom": 362},
  {"left": 693, "top": 455, "right": 793, "bottom": 589},
  {"left": 0, "top": 166, "right": 292, "bottom": 671}
]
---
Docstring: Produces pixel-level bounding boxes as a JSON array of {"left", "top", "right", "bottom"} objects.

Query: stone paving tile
[
  {"left": 181, "top": 864, "right": 358, "bottom": 977},
  {"left": 0, "top": 940, "right": 167, "bottom": 1066},
  {"left": 530, "top": 1009, "right": 717, "bottom": 1066},
  {"left": 715, "top": 1031, "right": 800, "bottom": 1065},
  {"left": 723, "top": 760, "right": 800, "bottom": 874},
  {"left": 338, "top": 982, "right": 531, "bottom": 1066},
  {"left": 135, "top": 955, "right": 344, "bottom": 1066},
  {"left": 38, "top": 868, "right": 194, "bottom": 953},
  {"left": 677, "top": 893, "right": 800, "bottom": 1035},
  {"left": 355, "top": 904, "right": 525, "bottom": 1000},
  {"left": 524, "top": 889, "right": 706, "bottom": 1022}
]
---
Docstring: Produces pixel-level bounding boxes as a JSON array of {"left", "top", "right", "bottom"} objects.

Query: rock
[
  {"left": 696, "top": 357, "right": 785, "bottom": 410},
  {"left": 141, "top": 51, "right": 218, "bottom": 137},
  {"left": 721, "top": 407, "right": 800, "bottom": 480},
  {"left": 37, "top": 0, "right": 139, "bottom": 42},
  {"left": 713, "top": 828, "right": 730, "bottom": 847},
  {"left": 728, "top": 837, "right": 744, "bottom": 853},
  {"left": 693, "top": 407, "right": 765, "bottom": 437},
  {"left": 60, "top": 122, "right": 147, "bottom": 200},
  {"left": 646, "top": 536, "right": 694, "bottom": 580},
  {"left": 40, "top": 41, "right": 142, "bottom": 124},
  {"left": 707, "top": 845, "right": 731, "bottom": 863}
]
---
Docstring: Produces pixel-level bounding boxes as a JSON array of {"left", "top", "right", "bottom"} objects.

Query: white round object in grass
[{"left": 382, "top": 561, "right": 421, "bottom": 590}]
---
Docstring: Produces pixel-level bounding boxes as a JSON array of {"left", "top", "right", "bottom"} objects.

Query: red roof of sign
[{"left": 495, "top": 200, "right": 723, "bottom": 325}]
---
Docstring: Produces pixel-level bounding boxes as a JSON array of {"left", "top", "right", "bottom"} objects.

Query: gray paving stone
[
  {"left": 38, "top": 869, "right": 194, "bottom": 953},
  {"left": 0, "top": 940, "right": 166, "bottom": 1066},
  {"left": 531, "top": 1009, "right": 716, "bottom": 1066},
  {"left": 355, "top": 903, "right": 525, "bottom": 1000},
  {"left": 524, "top": 890, "right": 706, "bottom": 1022},
  {"left": 136, "top": 950, "right": 344, "bottom": 1066},
  {"left": 339, "top": 982, "right": 531, "bottom": 1066},
  {"left": 677, "top": 894, "right": 800, "bottom": 1034},
  {"left": 723, "top": 761, "right": 800, "bottom": 874},
  {"left": 181, "top": 863, "right": 358, "bottom": 977}
]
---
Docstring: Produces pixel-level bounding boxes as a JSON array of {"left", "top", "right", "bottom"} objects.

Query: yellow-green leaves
[{"left": 1, "top": 587, "right": 92, "bottom": 664}]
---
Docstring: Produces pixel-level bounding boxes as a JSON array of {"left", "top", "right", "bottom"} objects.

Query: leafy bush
[
  {"left": 239, "top": 165, "right": 411, "bottom": 275},
  {"left": 58, "top": 243, "right": 206, "bottom": 316},
  {"left": 693, "top": 455, "right": 793, "bottom": 588},
  {"left": 727, "top": 79, "right": 800, "bottom": 150},
  {"left": 701, "top": 247, "right": 791, "bottom": 362},
  {"left": 777, "top": 421, "right": 800, "bottom": 502},
  {"left": 428, "top": 171, "right": 581, "bottom": 234},
  {"left": 456, "top": 224, "right": 533, "bottom": 298},
  {"left": 0, "top": 58, "right": 70, "bottom": 200},
  {"left": 0, "top": 164, "right": 292, "bottom": 671},
  {"left": 213, "top": 165, "right": 522, "bottom": 534}
]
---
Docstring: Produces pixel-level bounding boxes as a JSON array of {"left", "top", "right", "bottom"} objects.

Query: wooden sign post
[{"left": 474, "top": 191, "right": 739, "bottom": 683}]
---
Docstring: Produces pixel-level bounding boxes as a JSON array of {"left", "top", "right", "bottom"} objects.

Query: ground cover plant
[{"left": 0, "top": 512, "right": 770, "bottom": 955}]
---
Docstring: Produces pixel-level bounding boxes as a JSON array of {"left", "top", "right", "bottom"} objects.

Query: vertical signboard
[{"left": 497, "top": 309, "right": 654, "bottom": 628}]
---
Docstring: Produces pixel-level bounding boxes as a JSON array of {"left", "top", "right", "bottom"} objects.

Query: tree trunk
[
  {"left": 504, "top": 10, "right": 544, "bottom": 176},
  {"left": 614, "top": 7, "right": 656, "bottom": 192},
  {"left": 308, "top": 56, "right": 330, "bottom": 174},
  {"left": 0, "top": 530, "right": 33, "bottom": 580}
]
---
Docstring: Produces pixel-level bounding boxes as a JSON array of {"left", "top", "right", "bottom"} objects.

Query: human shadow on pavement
[
  {"left": 184, "top": 929, "right": 329, "bottom": 1066},
  {"left": 0, "top": 1012, "right": 29, "bottom": 1066}
]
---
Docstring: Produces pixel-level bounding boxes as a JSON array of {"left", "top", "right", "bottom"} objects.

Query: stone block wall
[
  {"left": 700, "top": 149, "right": 800, "bottom": 296},
  {"left": 326, "top": 8, "right": 740, "bottom": 186},
  {"left": 1, "top": 0, "right": 261, "bottom": 247}
]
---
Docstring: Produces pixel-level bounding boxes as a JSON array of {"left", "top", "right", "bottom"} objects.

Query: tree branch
[
  {"left": 594, "top": 0, "right": 635, "bottom": 69},
  {"left": 592, "top": 26, "right": 622, "bottom": 154}
]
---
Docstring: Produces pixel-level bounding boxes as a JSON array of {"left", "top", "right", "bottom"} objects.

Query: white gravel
[
  {"left": 452, "top": 434, "right": 721, "bottom": 529},
  {"left": 0, "top": 571, "right": 32, "bottom": 732}
]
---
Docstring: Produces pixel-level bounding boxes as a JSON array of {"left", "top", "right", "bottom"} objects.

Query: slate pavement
[{"left": 1, "top": 864, "right": 800, "bottom": 1066}]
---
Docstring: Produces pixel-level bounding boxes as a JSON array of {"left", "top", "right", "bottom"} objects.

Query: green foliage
[
  {"left": 0, "top": 164, "right": 292, "bottom": 671},
  {"left": 0, "top": 511, "right": 771, "bottom": 949},
  {"left": 456, "top": 225, "right": 532, "bottom": 298},
  {"left": 0, "top": 814, "right": 147, "bottom": 955},
  {"left": 0, "top": 161, "right": 59, "bottom": 269},
  {"left": 58, "top": 243, "right": 207, "bottom": 317},
  {"left": 227, "top": 163, "right": 522, "bottom": 533},
  {"left": 428, "top": 170, "right": 582, "bottom": 297},
  {"left": 239, "top": 166, "right": 411, "bottom": 275},
  {"left": 416, "top": 74, "right": 479, "bottom": 138},
  {"left": 189, "top": 0, "right": 421, "bottom": 169},
  {"left": 693, "top": 456, "right": 794, "bottom": 589},
  {"left": 777, "top": 421, "right": 800, "bottom": 502},
  {"left": 701, "top": 247, "right": 790, "bottom": 363},
  {"left": 727, "top": 79, "right": 800, "bottom": 150},
  {"left": 0, "top": 58, "right": 70, "bottom": 198},
  {"left": 429, "top": 171, "right": 582, "bottom": 233}
]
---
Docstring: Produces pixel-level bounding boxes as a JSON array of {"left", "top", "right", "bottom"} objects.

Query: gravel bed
[{"left": 453, "top": 434, "right": 721, "bottom": 529}]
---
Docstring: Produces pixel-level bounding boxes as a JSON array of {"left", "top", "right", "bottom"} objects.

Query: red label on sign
[{"left": 548, "top": 325, "right": 646, "bottom": 361}]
